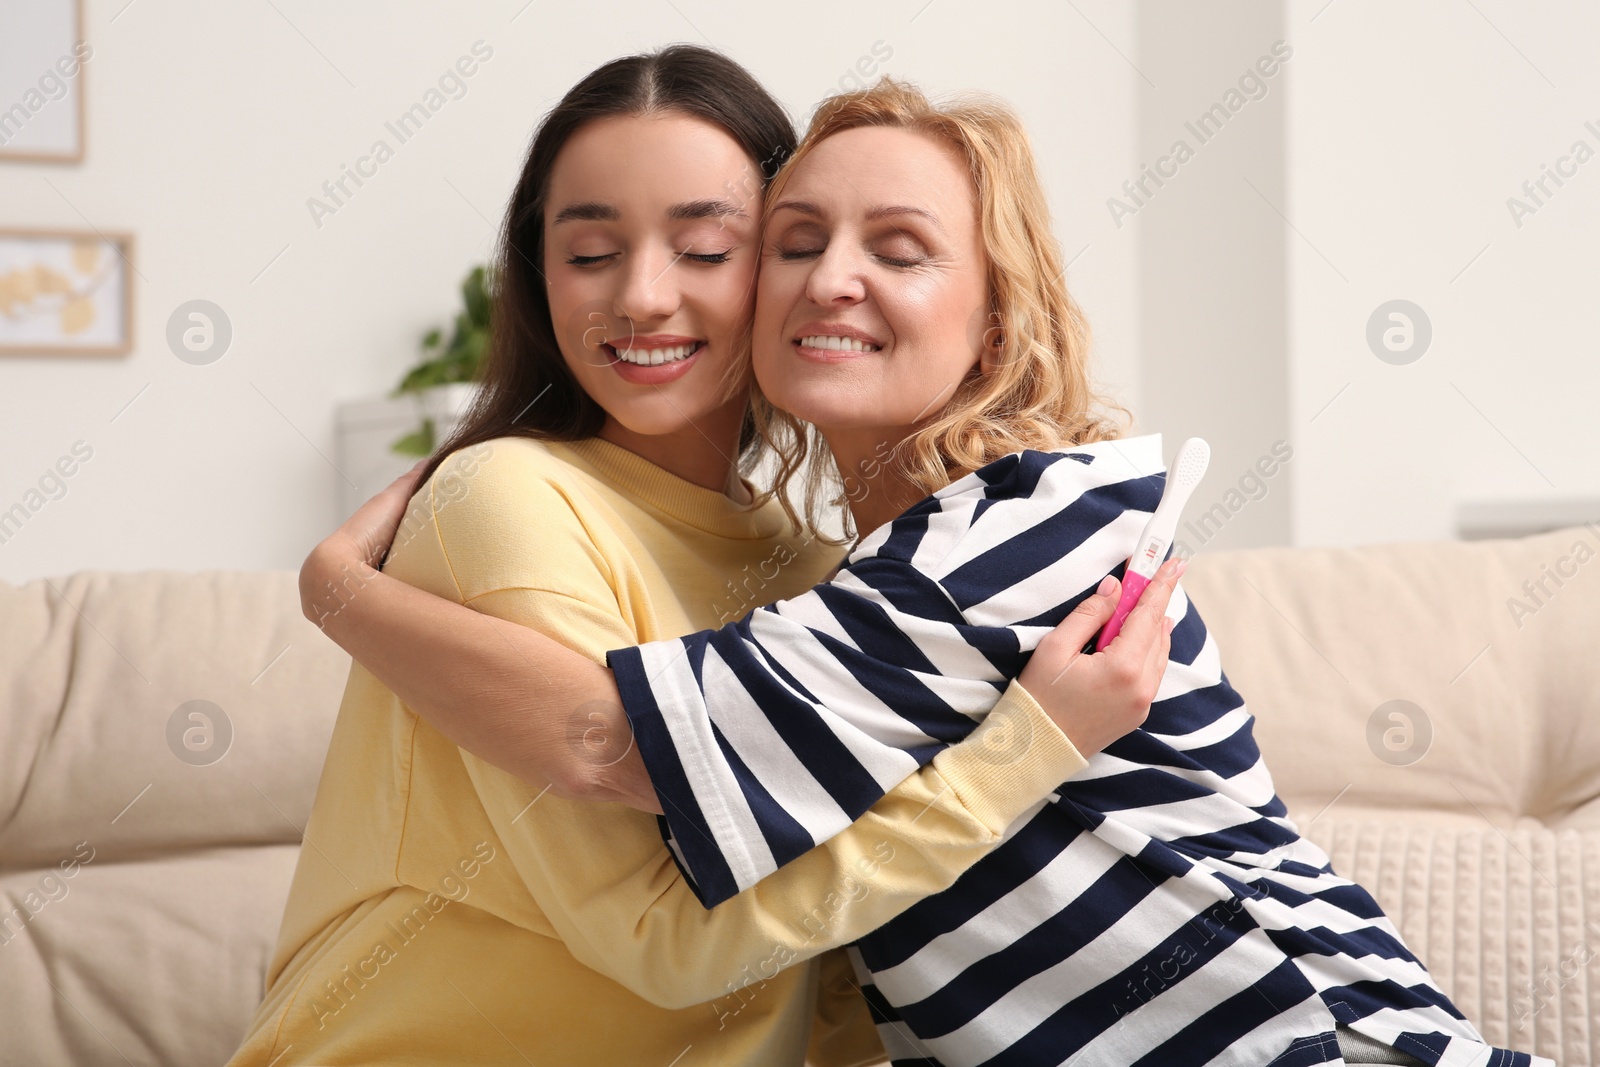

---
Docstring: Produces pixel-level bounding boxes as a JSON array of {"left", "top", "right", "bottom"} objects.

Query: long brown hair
[{"left": 415, "top": 45, "right": 796, "bottom": 491}]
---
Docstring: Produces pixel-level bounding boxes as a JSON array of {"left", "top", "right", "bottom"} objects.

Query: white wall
[
  {"left": 0, "top": 0, "right": 1140, "bottom": 583},
  {"left": 7, "top": 0, "right": 1591, "bottom": 584},
  {"left": 1283, "top": 0, "right": 1600, "bottom": 545},
  {"left": 1133, "top": 1, "right": 1293, "bottom": 555}
]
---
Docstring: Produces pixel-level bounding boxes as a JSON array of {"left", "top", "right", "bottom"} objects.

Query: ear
[{"left": 978, "top": 309, "right": 1005, "bottom": 376}]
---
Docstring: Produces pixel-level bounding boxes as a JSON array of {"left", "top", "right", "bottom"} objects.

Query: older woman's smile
[{"left": 792, "top": 322, "right": 884, "bottom": 360}]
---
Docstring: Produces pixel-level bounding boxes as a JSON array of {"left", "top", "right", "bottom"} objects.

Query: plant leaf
[
  {"left": 463, "top": 265, "right": 490, "bottom": 326},
  {"left": 394, "top": 264, "right": 492, "bottom": 397},
  {"left": 390, "top": 417, "right": 436, "bottom": 457}
]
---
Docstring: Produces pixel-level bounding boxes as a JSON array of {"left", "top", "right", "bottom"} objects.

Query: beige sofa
[{"left": 1, "top": 526, "right": 1595, "bottom": 1065}]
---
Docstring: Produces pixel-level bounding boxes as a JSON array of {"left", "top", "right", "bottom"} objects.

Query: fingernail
[
  {"left": 1096, "top": 575, "right": 1116, "bottom": 596},
  {"left": 1176, "top": 559, "right": 1188, "bottom": 577},
  {"left": 1164, "top": 617, "right": 1176, "bottom": 634}
]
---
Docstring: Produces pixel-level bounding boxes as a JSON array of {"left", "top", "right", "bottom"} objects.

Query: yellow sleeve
[
  {"left": 805, "top": 948, "right": 887, "bottom": 1067},
  {"left": 429, "top": 443, "right": 1088, "bottom": 1010}
]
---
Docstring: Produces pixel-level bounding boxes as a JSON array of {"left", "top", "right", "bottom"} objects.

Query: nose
[
  {"left": 612, "top": 246, "right": 680, "bottom": 327},
  {"left": 803, "top": 241, "right": 866, "bottom": 307}
]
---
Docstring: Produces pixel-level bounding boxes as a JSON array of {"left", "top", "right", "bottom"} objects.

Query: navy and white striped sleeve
[{"left": 607, "top": 439, "right": 1169, "bottom": 906}]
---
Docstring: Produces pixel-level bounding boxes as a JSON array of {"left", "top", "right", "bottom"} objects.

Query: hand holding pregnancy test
[
  {"left": 1092, "top": 436, "right": 1210, "bottom": 652},
  {"left": 1016, "top": 438, "right": 1208, "bottom": 759},
  {"left": 1017, "top": 555, "right": 1184, "bottom": 759}
]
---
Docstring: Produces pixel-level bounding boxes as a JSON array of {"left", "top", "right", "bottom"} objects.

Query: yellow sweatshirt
[{"left": 227, "top": 435, "right": 1087, "bottom": 1067}]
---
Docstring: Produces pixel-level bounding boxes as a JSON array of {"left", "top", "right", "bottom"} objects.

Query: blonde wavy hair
[{"left": 746, "top": 77, "right": 1134, "bottom": 543}]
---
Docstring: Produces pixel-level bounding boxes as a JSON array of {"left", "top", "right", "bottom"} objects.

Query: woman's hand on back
[
  {"left": 1018, "top": 557, "right": 1185, "bottom": 760},
  {"left": 300, "top": 461, "right": 427, "bottom": 626}
]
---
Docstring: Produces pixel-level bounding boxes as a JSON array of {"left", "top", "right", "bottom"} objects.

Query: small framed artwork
[
  {"left": 0, "top": 0, "right": 88, "bottom": 164},
  {"left": 0, "top": 228, "right": 134, "bottom": 357}
]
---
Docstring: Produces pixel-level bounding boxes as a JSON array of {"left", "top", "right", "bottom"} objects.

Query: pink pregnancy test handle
[{"left": 1093, "top": 569, "right": 1151, "bottom": 652}]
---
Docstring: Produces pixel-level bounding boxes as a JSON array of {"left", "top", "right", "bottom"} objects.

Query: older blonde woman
[{"left": 299, "top": 79, "right": 1527, "bottom": 1067}]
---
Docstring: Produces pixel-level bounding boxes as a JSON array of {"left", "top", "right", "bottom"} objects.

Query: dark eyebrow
[
  {"left": 768, "top": 199, "right": 943, "bottom": 233},
  {"left": 551, "top": 201, "right": 618, "bottom": 224},
  {"left": 551, "top": 199, "right": 748, "bottom": 225}
]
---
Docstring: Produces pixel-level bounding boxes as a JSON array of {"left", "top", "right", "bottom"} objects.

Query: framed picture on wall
[
  {"left": 0, "top": 228, "right": 134, "bottom": 357},
  {"left": 0, "top": 0, "right": 88, "bottom": 164}
]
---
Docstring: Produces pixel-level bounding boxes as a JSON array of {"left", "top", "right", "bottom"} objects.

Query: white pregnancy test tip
[
  {"left": 1123, "top": 437, "right": 1211, "bottom": 582},
  {"left": 1171, "top": 437, "right": 1210, "bottom": 488}
]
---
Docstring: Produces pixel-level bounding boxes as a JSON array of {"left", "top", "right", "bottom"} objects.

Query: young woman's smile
[{"left": 603, "top": 334, "right": 706, "bottom": 383}]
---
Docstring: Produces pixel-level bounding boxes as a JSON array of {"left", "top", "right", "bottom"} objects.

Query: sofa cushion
[
  {"left": 1181, "top": 524, "right": 1600, "bottom": 831},
  {"left": 0, "top": 844, "right": 303, "bottom": 1066},
  {"left": 1309, "top": 819, "right": 1599, "bottom": 1067},
  {"left": 0, "top": 570, "right": 351, "bottom": 866},
  {"left": 0, "top": 570, "right": 352, "bottom": 1067}
]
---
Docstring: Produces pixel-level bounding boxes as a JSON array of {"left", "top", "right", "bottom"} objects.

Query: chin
[
  {"left": 769, "top": 385, "right": 877, "bottom": 431},
  {"left": 611, "top": 401, "right": 722, "bottom": 440}
]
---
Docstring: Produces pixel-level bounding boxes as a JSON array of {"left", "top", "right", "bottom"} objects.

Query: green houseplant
[{"left": 390, "top": 265, "right": 492, "bottom": 456}]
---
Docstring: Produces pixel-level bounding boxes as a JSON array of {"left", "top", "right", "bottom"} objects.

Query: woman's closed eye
[
  {"left": 566, "top": 249, "right": 733, "bottom": 267},
  {"left": 872, "top": 234, "right": 930, "bottom": 268},
  {"left": 774, "top": 243, "right": 824, "bottom": 262},
  {"left": 770, "top": 239, "right": 927, "bottom": 268}
]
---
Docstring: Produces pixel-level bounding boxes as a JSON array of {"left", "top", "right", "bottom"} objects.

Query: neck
[
  {"left": 599, "top": 412, "right": 749, "bottom": 503},
  {"left": 823, "top": 426, "right": 928, "bottom": 537}
]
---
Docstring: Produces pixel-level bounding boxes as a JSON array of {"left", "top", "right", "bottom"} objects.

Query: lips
[
  {"left": 601, "top": 334, "right": 705, "bottom": 367},
  {"left": 795, "top": 335, "right": 879, "bottom": 353},
  {"left": 791, "top": 322, "right": 885, "bottom": 355},
  {"left": 605, "top": 340, "right": 703, "bottom": 366},
  {"left": 599, "top": 334, "right": 705, "bottom": 385}
]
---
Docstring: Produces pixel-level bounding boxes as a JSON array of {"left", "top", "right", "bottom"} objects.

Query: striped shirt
[{"left": 609, "top": 433, "right": 1549, "bottom": 1067}]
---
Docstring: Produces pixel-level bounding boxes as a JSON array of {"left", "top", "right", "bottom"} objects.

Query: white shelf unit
[{"left": 333, "top": 383, "right": 481, "bottom": 520}]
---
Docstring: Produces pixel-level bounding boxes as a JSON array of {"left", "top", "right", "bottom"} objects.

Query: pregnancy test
[{"left": 1092, "top": 437, "right": 1211, "bottom": 652}]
